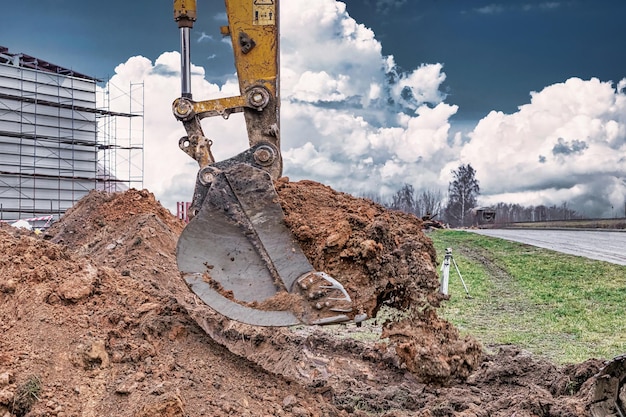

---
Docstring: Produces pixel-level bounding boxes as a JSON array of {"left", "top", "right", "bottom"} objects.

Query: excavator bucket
[
  {"left": 590, "top": 354, "right": 626, "bottom": 417},
  {"left": 176, "top": 149, "right": 361, "bottom": 326},
  {"left": 172, "top": 0, "right": 363, "bottom": 326}
]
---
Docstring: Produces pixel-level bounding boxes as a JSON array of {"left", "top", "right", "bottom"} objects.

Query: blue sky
[{"left": 2, "top": 1, "right": 626, "bottom": 217}]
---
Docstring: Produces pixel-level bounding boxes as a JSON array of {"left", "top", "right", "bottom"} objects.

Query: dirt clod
[{"left": 0, "top": 184, "right": 608, "bottom": 416}]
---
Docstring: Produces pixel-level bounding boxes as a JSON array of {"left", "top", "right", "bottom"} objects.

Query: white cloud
[
  {"left": 539, "top": 2, "right": 561, "bottom": 10},
  {"left": 388, "top": 63, "right": 448, "bottom": 110},
  {"left": 478, "top": 2, "right": 563, "bottom": 14},
  {"left": 371, "top": 0, "right": 408, "bottom": 13},
  {"left": 277, "top": 0, "right": 458, "bottom": 198},
  {"left": 525, "top": 2, "right": 562, "bottom": 11},
  {"left": 453, "top": 77, "right": 626, "bottom": 217},
  {"left": 104, "top": 52, "right": 248, "bottom": 210},
  {"left": 291, "top": 71, "right": 351, "bottom": 103},
  {"left": 475, "top": 4, "right": 505, "bottom": 14}
]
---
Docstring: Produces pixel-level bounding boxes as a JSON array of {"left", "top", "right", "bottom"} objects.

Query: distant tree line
[
  {"left": 488, "top": 202, "right": 582, "bottom": 224},
  {"left": 363, "top": 184, "right": 444, "bottom": 219},
  {"left": 364, "top": 163, "right": 582, "bottom": 227}
]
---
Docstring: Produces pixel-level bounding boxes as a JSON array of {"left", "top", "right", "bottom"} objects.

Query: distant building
[
  {"left": 0, "top": 46, "right": 143, "bottom": 228},
  {"left": 471, "top": 207, "right": 496, "bottom": 226}
]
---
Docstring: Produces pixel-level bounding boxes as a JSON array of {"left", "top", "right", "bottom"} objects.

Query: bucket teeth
[{"left": 294, "top": 272, "right": 365, "bottom": 325}]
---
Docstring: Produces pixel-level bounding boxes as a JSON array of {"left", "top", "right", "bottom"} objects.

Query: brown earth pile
[{"left": 0, "top": 183, "right": 606, "bottom": 416}]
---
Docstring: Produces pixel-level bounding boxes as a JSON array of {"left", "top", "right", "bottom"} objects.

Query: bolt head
[
  {"left": 247, "top": 87, "right": 269, "bottom": 110},
  {"left": 251, "top": 92, "right": 264, "bottom": 105},
  {"left": 199, "top": 167, "right": 215, "bottom": 186},
  {"left": 253, "top": 145, "right": 275, "bottom": 166},
  {"left": 174, "top": 99, "right": 194, "bottom": 119}
]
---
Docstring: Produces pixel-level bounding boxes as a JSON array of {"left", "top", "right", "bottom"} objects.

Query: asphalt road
[{"left": 467, "top": 229, "right": 626, "bottom": 266}]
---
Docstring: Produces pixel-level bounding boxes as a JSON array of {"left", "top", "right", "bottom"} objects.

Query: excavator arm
[
  {"left": 172, "top": 0, "right": 365, "bottom": 326},
  {"left": 173, "top": 0, "right": 280, "bottom": 175}
]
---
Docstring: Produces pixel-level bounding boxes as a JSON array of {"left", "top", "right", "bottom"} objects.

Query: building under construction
[{"left": 0, "top": 46, "right": 143, "bottom": 229}]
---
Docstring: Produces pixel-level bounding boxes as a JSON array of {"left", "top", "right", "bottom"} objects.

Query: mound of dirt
[
  {"left": 0, "top": 184, "right": 608, "bottom": 416},
  {"left": 276, "top": 179, "right": 482, "bottom": 382}
]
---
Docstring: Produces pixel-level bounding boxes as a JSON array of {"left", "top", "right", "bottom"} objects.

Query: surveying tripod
[{"left": 439, "top": 248, "right": 472, "bottom": 298}]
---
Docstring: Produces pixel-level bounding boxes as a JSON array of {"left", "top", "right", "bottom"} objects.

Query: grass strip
[{"left": 429, "top": 229, "right": 626, "bottom": 364}]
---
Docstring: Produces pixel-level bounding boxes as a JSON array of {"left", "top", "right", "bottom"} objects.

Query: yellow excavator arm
[
  {"left": 171, "top": 0, "right": 366, "bottom": 327},
  {"left": 173, "top": 0, "right": 281, "bottom": 176}
]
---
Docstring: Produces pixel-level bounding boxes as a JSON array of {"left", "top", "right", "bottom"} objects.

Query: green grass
[
  {"left": 11, "top": 375, "right": 42, "bottom": 417},
  {"left": 429, "top": 229, "right": 626, "bottom": 364}
]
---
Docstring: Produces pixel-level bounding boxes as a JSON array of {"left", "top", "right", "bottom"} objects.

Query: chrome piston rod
[{"left": 180, "top": 26, "right": 192, "bottom": 98}]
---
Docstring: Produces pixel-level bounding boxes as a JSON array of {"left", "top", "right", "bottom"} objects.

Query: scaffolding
[
  {"left": 97, "top": 81, "right": 145, "bottom": 193},
  {"left": 0, "top": 46, "right": 144, "bottom": 228}
]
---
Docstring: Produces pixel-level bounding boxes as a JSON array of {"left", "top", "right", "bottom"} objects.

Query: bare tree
[
  {"left": 416, "top": 189, "right": 443, "bottom": 218},
  {"left": 444, "top": 164, "right": 480, "bottom": 227},
  {"left": 491, "top": 202, "right": 581, "bottom": 224},
  {"left": 390, "top": 183, "right": 416, "bottom": 214},
  {"left": 386, "top": 185, "right": 445, "bottom": 219}
]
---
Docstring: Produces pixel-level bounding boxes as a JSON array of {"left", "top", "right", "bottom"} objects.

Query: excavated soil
[{"left": 0, "top": 182, "right": 609, "bottom": 416}]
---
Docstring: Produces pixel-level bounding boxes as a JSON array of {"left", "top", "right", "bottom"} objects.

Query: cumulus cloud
[
  {"left": 103, "top": 0, "right": 626, "bottom": 219},
  {"left": 451, "top": 77, "right": 626, "bottom": 217},
  {"left": 104, "top": 52, "right": 248, "bottom": 210}
]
